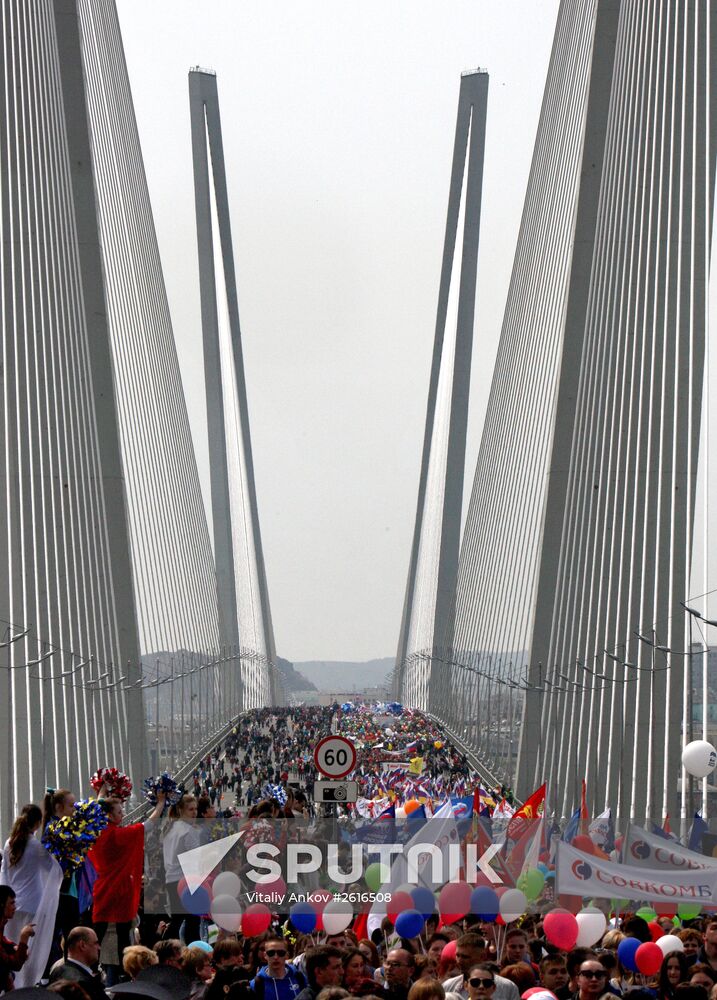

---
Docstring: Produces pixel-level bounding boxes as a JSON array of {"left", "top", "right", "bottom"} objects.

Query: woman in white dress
[
  {"left": 0, "top": 805, "right": 54, "bottom": 936},
  {"left": 0, "top": 803, "right": 63, "bottom": 987},
  {"left": 163, "top": 793, "right": 202, "bottom": 942}
]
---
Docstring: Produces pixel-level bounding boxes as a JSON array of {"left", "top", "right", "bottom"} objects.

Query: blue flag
[
  {"left": 562, "top": 806, "right": 581, "bottom": 844},
  {"left": 451, "top": 796, "right": 474, "bottom": 821},
  {"left": 689, "top": 812, "right": 709, "bottom": 852},
  {"left": 354, "top": 803, "right": 396, "bottom": 844}
]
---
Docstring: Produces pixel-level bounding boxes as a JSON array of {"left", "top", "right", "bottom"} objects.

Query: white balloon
[
  {"left": 575, "top": 907, "right": 607, "bottom": 947},
  {"left": 322, "top": 900, "right": 353, "bottom": 934},
  {"left": 657, "top": 934, "right": 684, "bottom": 956},
  {"left": 499, "top": 888, "right": 527, "bottom": 921},
  {"left": 210, "top": 893, "right": 242, "bottom": 933},
  {"left": 682, "top": 740, "right": 717, "bottom": 778},
  {"left": 211, "top": 871, "right": 242, "bottom": 899}
]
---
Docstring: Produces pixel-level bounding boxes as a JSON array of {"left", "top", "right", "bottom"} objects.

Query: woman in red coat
[{"left": 88, "top": 791, "right": 166, "bottom": 971}]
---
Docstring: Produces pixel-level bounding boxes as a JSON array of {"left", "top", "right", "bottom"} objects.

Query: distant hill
[
  {"left": 292, "top": 657, "right": 394, "bottom": 692},
  {"left": 277, "top": 657, "right": 316, "bottom": 693}
]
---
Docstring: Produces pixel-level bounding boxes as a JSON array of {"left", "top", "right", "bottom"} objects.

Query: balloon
[
  {"left": 647, "top": 921, "right": 664, "bottom": 942},
  {"left": 365, "top": 862, "right": 387, "bottom": 892},
  {"left": 411, "top": 886, "right": 437, "bottom": 917},
  {"left": 434, "top": 741, "right": 443, "bottom": 750},
  {"left": 635, "top": 942, "right": 664, "bottom": 975},
  {"left": 439, "top": 881, "right": 472, "bottom": 922},
  {"left": 657, "top": 934, "right": 685, "bottom": 956},
  {"left": 210, "top": 893, "right": 242, "bottom": 933},
  {"left": 211, "top": 871, "right": 242, "bottom": 899},
  {"left": 500, "top": 888, "right": 528, "bottom": 922},
  {"left": 572, "top": 835, "right": 596, "bottom": 855},
  {"left": 636, "top": 906, "right": 657, "bottom": 923},
  {"left": 519, "top": 868, "right": 545, "bottom": 901},
  {"left": 388, "top": 891, "right": 415, "bottom": 923},
  {"left": 470, "top": 886, "right": 499, "bottom": 921},
  {"left": 441, "top": 940, "right": 457, "bottom": 961},
  {"left": 181, "top": 886, "right": 210, "bottom": 916},
  {"left": 537, "top": 863, "right": 549, "bottom": 875},
  {"left": 523, "top": 993, "right": 557, "bottom": 1000},
  {"left": 242, "top": 903, "right": 272, "bottom": 937},
  {"left": 678, "top": 902, "right": 703, "bottom": 919},
  {"left": 290, "top": 901, "right": 317, "bottom": 933},
  {"left": 682, "top": 740, "right": 717, "bottom": 778},
  {"left": 543, "top": 909, "right": 579, "bottom": 950},
  {"left": 188, "top": 940, "right": 213, "bottom": 954},
  {"left": 322, "top": 900, "right": 353, "bottom": 935},
  {"left": 617, "top": 937, "right": 641, "bottom": 972},
  {"left": 394, "top": 909, "right": 425, "bottom": 939},
  {"left": 404, "top": 799, "right": 421, "bottom": 815},
  {"left": 575, "top": 907, "right": 607, "bottom": 947},
  {"left": 257, "top": 876, "right": 287, "bottom": 900}
]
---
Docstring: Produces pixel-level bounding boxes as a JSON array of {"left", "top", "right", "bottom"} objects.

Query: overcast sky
[{"left": 115, "top": 1, "right": 561, "bottom": 663}]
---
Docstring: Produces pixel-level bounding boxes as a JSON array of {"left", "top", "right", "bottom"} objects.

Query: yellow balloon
[{"left": 434, "top": 740, "right": 443, "bottom": 750}]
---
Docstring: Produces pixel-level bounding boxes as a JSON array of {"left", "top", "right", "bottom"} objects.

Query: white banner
[
  {"left": 557, "top": 840, "right": 717, "bottom": 904},
  {"left": 623, "top": 824, "right": 717, "bottom": 871}
]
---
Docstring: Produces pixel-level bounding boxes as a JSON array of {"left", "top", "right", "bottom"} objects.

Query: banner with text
[
  {"left": 557, "top": 841, "right": 717, "bottom": 904},
  {"left": 623, "top": 824, "right": 717, "bottom": 871}
]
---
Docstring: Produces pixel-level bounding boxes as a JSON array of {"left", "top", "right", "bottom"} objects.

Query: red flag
[
  {"left": 579, "top": 779, "right": 589, "bottom": 835},
  {"left": 663, "top": 814, "right": 672, "bottom": 836},
  {"left": 506, "top": 783, "right": 546, "bottom": 842}
]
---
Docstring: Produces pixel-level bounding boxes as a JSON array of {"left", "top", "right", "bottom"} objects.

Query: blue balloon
[
  {"left": 470, "top": 886, "right": 499, "bottom": 921},
  {"left": 188, "top": 940, "right": 213, "bottom": 953},
  {"left": 537, "top": 862, "right": 549, "bottom": 874},
  {"left": 394, "top": 908, "right": 425, "bottom": 939},
  {"left": 181, "top": 886, "right": 210, "bottom": 916},
  {"left": 617, "top": 937, "right": 641, "bottom": 973},
  {"left": 410, "top": 886, "right": 436, "bottom": 917},
  {"left": 290, "top": 901, "right": 317, "bottom": 933}
]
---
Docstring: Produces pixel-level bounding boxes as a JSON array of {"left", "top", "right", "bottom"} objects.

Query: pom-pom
[
  {"left": 142, "top": 772, "right": 183, "bottom": 805},
  {"left": 263, "top": 783, "right": 287, "bottom": 807},
  {"left": 42, "top": 799, "right": 109, "bottom": 872},
  {"left": 90, "top": 767, "right": 132, "bottom": 802}
]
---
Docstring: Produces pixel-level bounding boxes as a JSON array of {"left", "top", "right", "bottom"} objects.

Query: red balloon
[
  {"left": 242, "top": 903, "right": 271, "bottom": 937},
  {"left": 572, "top": 835, "right": 596, "bottom": 855},
  {"left": 441, "top": 940, "right": 457, "bottom": 961},
  {"left": 635, "top": 942, "right": 664, "bottom": 975},
  {"left": 615, "top": 836, "right": 624, "bottom": 852},
  {"left": 438, "top": 881, "right": 472, "bottom": 923},
  {"left": 647, "top": 921, "right": 664, "bottom": 942},
  {"left": 543, "top": 909, "right": 579, "bottom": 951},
  {"left": 388, "top": 891, "right": 415, "bottom": 923}
]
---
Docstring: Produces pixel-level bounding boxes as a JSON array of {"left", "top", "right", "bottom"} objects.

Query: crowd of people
[{"left": 0, "top": 703, "right": 708, "bottom": 1000}]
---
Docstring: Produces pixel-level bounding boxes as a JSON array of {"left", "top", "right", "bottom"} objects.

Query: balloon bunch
[
  {"left": 289, "top": 894, "right": 353, "bottom": 936},
  {"left": 42, "top": 798, "right": 109, "bottom": 872},
  {"left": 142, "top": 772, "right": 183, "bottom": 805},
  {"left": 90, "top": 767, "right": 132, "bottom": 802}
]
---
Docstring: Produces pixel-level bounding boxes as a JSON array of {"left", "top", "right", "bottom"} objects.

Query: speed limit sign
[{"left": 314, "top": 735, "right": 356, "bottom": 779}]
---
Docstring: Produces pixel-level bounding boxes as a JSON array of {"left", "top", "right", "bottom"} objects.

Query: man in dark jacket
[
  {"left": 294, "top": 947, "right": 343, "bottom": 1000},
  {"left": 49, "top": 926, "right": 107, "bottom": 1000}
]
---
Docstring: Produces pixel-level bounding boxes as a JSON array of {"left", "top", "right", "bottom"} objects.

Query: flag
[
  {"left": 451, "top": 796, "right": 475, "bottom": 821},
  {"left": 562, "top": 806, "right": 581, "bottom": 844},
  {"left": 589, "top": 808, "right": 615, "bottom": 853},
  {"left": 506, "top": 783, "right": 546, "bottom": 843},
  {"left": 355, "top": 802, "right": 396, "bottom": 844},
  {"left": 689, "top": 812, "right": 709, "bottom": 853},
  {"left": 493, "top": 798, "right": 516, "bottom": 820},
  {"left": 579, "top": 780, "right": 589, "bottom": 835},
  {"left": 649, "top": 818, "right": 677, "bottom": 841}
]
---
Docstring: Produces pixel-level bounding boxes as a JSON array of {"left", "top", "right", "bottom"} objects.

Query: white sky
[{"left": 115, "top": 1, "right": 561, "bottom": 663}]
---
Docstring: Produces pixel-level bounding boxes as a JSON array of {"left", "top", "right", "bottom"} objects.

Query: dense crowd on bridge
[{"left": 0, "top": 704, "right": 711, "bottom": 1000}]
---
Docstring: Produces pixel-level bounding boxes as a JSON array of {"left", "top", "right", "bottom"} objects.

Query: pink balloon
[
  {"left": 438, "top": 881, "right": 472, "bottom": 922},
  {"left": 543, "top": 908, "right": 579, "bottom": 951},
  {"left": 635, "top": 942, "right": 664, "bottom": 976}
]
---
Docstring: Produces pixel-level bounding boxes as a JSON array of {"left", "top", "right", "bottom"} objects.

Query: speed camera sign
[{"left": 313, "top": 735, "right": 357, "bottom": 779}]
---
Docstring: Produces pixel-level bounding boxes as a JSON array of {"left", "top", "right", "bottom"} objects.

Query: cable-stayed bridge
[{"left": 395, "top": 0, "right": 717, "bottom": 830}]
